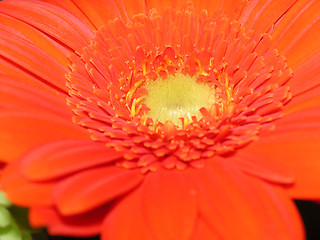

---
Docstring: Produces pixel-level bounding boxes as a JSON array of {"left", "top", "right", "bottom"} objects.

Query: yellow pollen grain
[{"left": 143, "top": 73, "right": 216, "bottom": 125}]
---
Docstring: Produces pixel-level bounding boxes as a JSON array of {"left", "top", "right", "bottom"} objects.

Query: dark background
[{"left": 296, "top": 201, "right": 320, "bottom": 240}]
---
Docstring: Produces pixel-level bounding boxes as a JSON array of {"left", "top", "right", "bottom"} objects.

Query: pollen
[{"left": 143, "top": 73, "right": 216, "bottom": 126}]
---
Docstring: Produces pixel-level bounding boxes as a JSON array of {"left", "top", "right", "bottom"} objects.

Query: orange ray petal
[
  {"left": 220, "top": 0, "right": 249, "bottom": 20},
  {"left": 29, "top": 205, "right": 108, "bottom": 237},
  {"left": 195, "top": 161, "right": 304, "bottom": 239},
  {"left": 0, "top": 13, "right": 70, "bottom": 67},
  {"left": 1, "top": 160, "right": 54, "bottom": 206},
  {"left": 0, "top": 28, "right": 69, "bottom": 92},
  {"left": 284, "top": 52, "right": 320, "bottom": 114},
  {"left": 0, "top": 77, "right": 71, "bottom": 118},
  {"left": 0, "top": 0, "right": 94, "bottom": 51},
  {"left": 229, "top": 154, "right": 294, "bottom": 184},
  {"left": 240, "top": 0, "right": 297, "bottom": 34},
  {"left": 286, "top": 52, "right": 320, "bottom": 97},
  {"left": 0, "top": 57, "right": 67, "bottom": 96},
  {"left": 188, "top": 219, "right": 221, "bottom": 240},
  {"left": 68, "top": 0, "right": 145, "bottom": 29},
  {"left": 53, "top": 166, "right": 143, "bottom": 215},
  {"left": 39, "top": 0, "right": 97, "bottom": 30},
  {"left": 102, "top": 187, "right": 154, "bottom": 240},
  {"left": 271, "top": 0, "right": 320, "bottom": 69},
  {"left": 241, "top": 106, "right": 320, "bottom": 199},
  {"left": 20, "top": 140, "right": 123, "bottom": 181},
  {"left": 281, "top": 19, "right": 320, "bottom": 69},
  {"left": 141, "top": 169, "right": 197, "bottom": 240},
  {"left": 0, "top": 111, "right": 89, "bottom": 162},
  {"left": 145, "top": 0, "right": 248, "bottom": 20}
]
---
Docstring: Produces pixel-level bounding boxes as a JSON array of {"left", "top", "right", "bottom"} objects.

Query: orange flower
[{"left": 0, "top": 0, "right": 319, "bottom": 239}]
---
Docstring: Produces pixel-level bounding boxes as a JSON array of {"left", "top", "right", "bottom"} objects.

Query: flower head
[{"left": 1, "top": 0, "right": 320, "bottom": 239}]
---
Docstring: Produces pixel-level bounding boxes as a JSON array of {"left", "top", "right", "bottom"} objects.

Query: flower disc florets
[{"left": 67, "top": 3, "right": 292, "bottom": 173}]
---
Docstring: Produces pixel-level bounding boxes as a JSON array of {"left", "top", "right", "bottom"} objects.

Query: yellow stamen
[{"left": 143, "top": 73, "right": 216, "bottom": 126}]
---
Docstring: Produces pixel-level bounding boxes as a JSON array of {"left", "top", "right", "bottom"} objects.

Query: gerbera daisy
[{"left": 0, "top": 0, "right": 319, "bottom": 239}]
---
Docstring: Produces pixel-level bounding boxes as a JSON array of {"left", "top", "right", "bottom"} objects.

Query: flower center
[
  {"left": 67, "top": 4, "right": 293, "bottom": 172},
  {"left": 143, "top": 73, "right": 215, "bottom": 126}
]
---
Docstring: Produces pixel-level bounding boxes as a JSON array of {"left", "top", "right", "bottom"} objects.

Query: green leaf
[
  {"left": 0, "top": 207, "right": 12, "bottom": 228},
  {"left": 0, "top": 192, "right": 11, "bottom": 208},
  {"left": 0, "top": 224, "right": 22, "bottom": 240}
]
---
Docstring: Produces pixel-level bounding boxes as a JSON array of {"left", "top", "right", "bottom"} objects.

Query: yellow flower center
[{"left": 143, "top": 73, "right": 216, "bottom": 125}]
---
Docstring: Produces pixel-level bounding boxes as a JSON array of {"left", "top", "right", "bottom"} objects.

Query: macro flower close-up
[{"left": 0, "top": 0, "right": 320, "bottom": 239}]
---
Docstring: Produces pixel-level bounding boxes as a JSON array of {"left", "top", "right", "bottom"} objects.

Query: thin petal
[
  {"left": 0, "top": 112, "right": 88, "bottom": 162},
  {"left": 0, "top": 58, "right": 66, "bottom": 97},
  {"left": 53, "top": 166, "right": 143, "bottom": 215},
  {"left": 283, "top": 53, "right": 320, "bottom": 115},
  {"left": 0, "top": 77, "right": 71, "bottom": 118},
  {"left": 67, "top": 0, "right": 136, "bottom": 28},
  {"left": 196, "top": 161, "right": 304, "bottom": 239},
  {"left": 287, "top": 52, "right": 320, "bottom": 95},
  {"left": 20, "top": 140, "right": 123, "bottom": 181},
  {"left": 220, "top": 0, "right": 249, "bottom": 20},
  {"left": 0, "top": 13, "right": 70, "bottom": 66},
  {"left": 142, "top": 169, "right": 197, "bottom": 240},
  {"left": 271, "top": 0, "right": 320, "bottom": 68},
  {"left": 145, "top": 0, "right": 248, "bottom": 20},
  {"left": 0, "top": 26, "right": 69, "bottom": 92},
  {"left": 0, "top": 0, "right": 94, "bottom": 51},
  {"left": 240, "top": 0, "right": 297, "bottom": 34},
  {"left": 39, "top": 0, "right": 97, "bottom": 30}
]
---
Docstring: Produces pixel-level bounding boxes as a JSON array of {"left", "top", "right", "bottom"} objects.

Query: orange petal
[
  {"left": 220, "top": 0, "right": 249, "bottom": 20},
  {"left": 29, "top": 205, "right": 108, "bottom": 237},
  {"left": 195, "top": 161, "right": 304, "bottom": 239},
  {"left": 0, "top": 13, "right": 70, "bottom": 67},
  {"left": 1, "top": 160, "right": 54, "bottom": 206},
  {"left": 241, "top": 106, "right": 320, "bottom": 199},
  {"left": 68, "top": 0, "right": 144, "bottom": 28},
  {"left": 271, "top": 0, "right": 320, "bottom": 69},
  {"left": 282, "top": 19, "right": 320, "bottom": 69},
  {"left": 0, "top": 77, "right": 71, "bottom": 118},
  {"left": 20, "top": 140, "right": 123, "bottom": 181},
  {"left": 286, "top": 52, "right": 320, "bottom": 96},
  {"left": 0, "top": 26, "right": 68, "bottom": 92},
  {"left": 240, "top": 0, "right": 297, "bottom": 34},
  {"left": 229, "top": 154, "right": 294, "bottom": 184},
  {"left": 0, "top": 111, "right": 88, "bottom": 162},
  {"left": 53, "top": 166, "right": 143, "bottom": 215},
  {"left": 188, "top": 219, "right": 221, "bottom": 240},
  {"left": 39, "top": 0, "right": 97, "bottom": 30},
  {"left": 102, "top": 187, "right": 154, "bottom": 240},
  {"left": 0, "top": 58, "right": 66, "bottom": 96},
  {"left": 0, "top": 0, "right": 93, "bottom": 51},
  {"left": 282, "top": 52, "right": 320, "bottom": 114},
  {"left": 141, "top": 169, "right": 197, "bottom": 240},
  {"left": 145, "top": 0, "right": 248, "bottom": 20}
]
